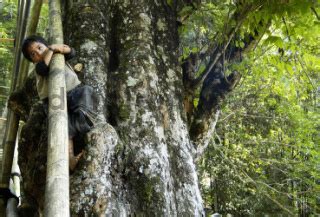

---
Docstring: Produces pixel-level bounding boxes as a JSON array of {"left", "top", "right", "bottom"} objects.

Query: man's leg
[{"left": 68, "top": 139, "right": 83, "bottom": 171}]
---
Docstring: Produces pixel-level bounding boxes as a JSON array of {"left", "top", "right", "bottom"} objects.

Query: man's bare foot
[{"left": 69, "top": 151, "right": 84, "bottom": 171}]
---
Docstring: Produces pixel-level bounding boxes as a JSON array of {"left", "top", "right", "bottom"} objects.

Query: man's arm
[
  {"left": 35, "top": 48, "right": 54, "bottom": 76},
  {"left": 49, "top": 44, "right": 76, "bottom": 60},
  {"left": 36, "top": 45, "right": 76, "bottom": 76}
]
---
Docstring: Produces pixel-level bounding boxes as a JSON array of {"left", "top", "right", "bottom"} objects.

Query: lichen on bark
[{"left": 17, "top": 0, "right": 205, "bottom": 216}]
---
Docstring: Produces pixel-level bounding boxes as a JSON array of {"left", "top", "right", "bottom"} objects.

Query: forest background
[{"left": 0, "top": 0, "right": 319, "bottom": 216}]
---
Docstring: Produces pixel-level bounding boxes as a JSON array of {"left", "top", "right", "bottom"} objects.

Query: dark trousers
[{"left": 43, "top": 84, "right": 97, "bottom": 138}]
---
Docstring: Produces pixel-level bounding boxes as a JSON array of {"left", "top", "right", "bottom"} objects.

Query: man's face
[{"left": 27, "top": 41, "right": 48, "bottom": 63}]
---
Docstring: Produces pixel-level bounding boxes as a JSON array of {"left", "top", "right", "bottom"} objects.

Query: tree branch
[
  {"left": 190, "top": 70, "right": 241, "bottom": 143},
  {"left": 188, "top": 6, "right": 271, "bottom": 148},
  {"left": 194, "top": 110, "right": 220, "bottom": 161},
  {"left": 282, "top": 16, "right": 291, "bottom": 41},
  {"left": 311, "top": 6, "right": 320, "bottom": 20},
  {"left": 295, "top": 54, "right": 317, "bottom": 90},
  {"left": 191, "top": 18, "right": 244, "bottom": 89},
  {"left": 191, "top": 3, "right": 260, "bottom": 89}
]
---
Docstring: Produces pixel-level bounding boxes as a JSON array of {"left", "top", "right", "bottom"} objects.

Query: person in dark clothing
[{"left": 22, "top": 35, "right": 96, "bottom": 171}]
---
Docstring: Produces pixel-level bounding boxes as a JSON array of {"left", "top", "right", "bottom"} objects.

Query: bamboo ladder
[{"left": 0, "top": 0, "right": 70, "bottom": 216}]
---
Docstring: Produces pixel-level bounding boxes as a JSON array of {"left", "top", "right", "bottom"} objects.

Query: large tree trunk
[{"left": 18, "top": 1, "right": 204, "bottom": 216}]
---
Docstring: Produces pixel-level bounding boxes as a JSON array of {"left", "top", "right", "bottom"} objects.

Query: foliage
[
  {"left": 0, "top": 0, "right": 17, "bottom": 113},
  {"left": 183, "top": 1, "right": 320, "bottom": 215}
]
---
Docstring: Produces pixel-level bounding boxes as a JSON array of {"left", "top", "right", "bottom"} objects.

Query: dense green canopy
[{"left": 180, "top": 0, "right": 320, "bottom": 215}]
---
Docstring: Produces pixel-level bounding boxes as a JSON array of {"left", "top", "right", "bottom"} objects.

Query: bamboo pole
[
  {"left": 6, "top": 198, "right": 19, "bottom": 217},
  {"left": 0, "top": 0, "right": 42, "bottom": 184},
  {"left": 0, "top": 0, "right": 42, "bottom": 215},
  {"left": 0, "top": 115, "right": 19, "bottom": 217},
  {"left": 12, "top": 0, "right": 28, "bottom": 90},
  {"left": 0, "top": 0, "right": 26, "bottom": 214},
  {"left": 6, "top": 123, "right": 22, "bottom": 217},
  {"left": 18, "top": 0, "right": 43, "bottom": 87},
  {"left": 44, "top": 0, "right": 70, "bottom": 216},
  {"left": 1, "top": 0, "right": 31, "bottom": 183},
  {"left": 0, "top": 0, "right": 43, "bottom": 187},
  {"left": 11, "top": 130, "right": 21, "bottom": 202}
]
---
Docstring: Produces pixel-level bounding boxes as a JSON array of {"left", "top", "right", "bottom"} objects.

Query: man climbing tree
[{"left": 8, "top": 0, "right": 318, "bottom": 216}]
